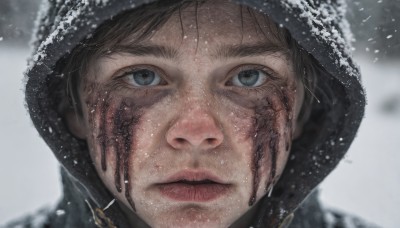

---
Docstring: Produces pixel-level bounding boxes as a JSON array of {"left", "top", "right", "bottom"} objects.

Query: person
[{"left": 6, "top": 0, "right": 372, "bottom": 227}]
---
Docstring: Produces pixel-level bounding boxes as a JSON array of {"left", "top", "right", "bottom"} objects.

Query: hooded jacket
[{"left": 8, "top": 0, "right": 368, "bottom": 227}]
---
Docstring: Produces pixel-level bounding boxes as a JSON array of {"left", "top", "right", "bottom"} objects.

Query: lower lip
[{"left": 157, "top": 183, "right": 230, "bottom": 202}]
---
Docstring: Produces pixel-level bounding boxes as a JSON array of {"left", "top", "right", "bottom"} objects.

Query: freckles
[
  {"left": 133, "top": 113, "right": 170, "bottom": 175},
  {"left": 228, "top": 110, "right": 254, "bottom": 143},
  {"left": 137, "top": 145, "right": 166, "bottom": 176}
]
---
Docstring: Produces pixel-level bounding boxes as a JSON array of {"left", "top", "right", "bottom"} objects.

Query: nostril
[
  {"left": 176, "top": 138, "right": 186, "bottom": 144},
  {"left": 206, "top": 138, "right": 217, "bottom": 145}
]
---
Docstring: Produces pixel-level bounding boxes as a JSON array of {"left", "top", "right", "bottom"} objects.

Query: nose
[{"left": 166, "top": 108, "right": 224, "bottom": 150}]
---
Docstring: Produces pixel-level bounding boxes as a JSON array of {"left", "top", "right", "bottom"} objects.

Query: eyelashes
[
  {"left": 114, "top": 65, "right": 168, "bottom": 88},
  {"left": 123, "top": 68, "right": 163, "bottom": 87},
  {"left": 226, "top": 64, "right": 278, "bottom": 88},
  {"left": 113, "top": 63, "right": 279, "bottom": 92}
]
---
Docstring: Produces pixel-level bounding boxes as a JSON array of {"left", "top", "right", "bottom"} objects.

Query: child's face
[{"left": 70, "top": 1, "right": 304, "bottom": 227}]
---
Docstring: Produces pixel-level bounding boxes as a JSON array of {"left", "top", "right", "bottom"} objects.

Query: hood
[{"left": 25, "top": 0, "right": 365, "bottom": 227}]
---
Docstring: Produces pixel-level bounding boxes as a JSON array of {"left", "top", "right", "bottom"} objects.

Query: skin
[{"left": 67, "top": 1, "right": 304, "bottom": 227}]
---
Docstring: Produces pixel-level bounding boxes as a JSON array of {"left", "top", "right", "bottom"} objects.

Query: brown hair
[{"left": 57, "top": 0, "right": 318, "bottom": 126}]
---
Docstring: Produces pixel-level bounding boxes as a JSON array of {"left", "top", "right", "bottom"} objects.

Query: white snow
[
  {"left": 283, "top": 0, "right": 356, "bottom": 76},
  {"left": 0, "top": 45, "right": 61, "bottom": 225},
  {"left": 319, "top": 55, "right": 400, "bottom": 228},
  {"left": 0, "top": 46, "right": 399, "bottom": 227},
  {"left": 29, "top": 0, "right": 89, "bottom": 70},
  {"left": 95, "top": 0, "right": 110, "bottom": 5},
  {"left": 55, "top": 209, "right": 65, "bottom": 216}
]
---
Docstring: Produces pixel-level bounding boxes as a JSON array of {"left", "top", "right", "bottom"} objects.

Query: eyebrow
[
  {"left": 213, "top": 43, "right": 288, "bottom": 59},
  {"left": 109, "top": 42, "right": 287, "bottom": 60},
  {"left": 110, "top": 44, "right": 179, "bottom": 60}
]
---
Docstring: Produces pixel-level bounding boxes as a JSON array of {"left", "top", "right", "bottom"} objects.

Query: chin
[
  {"left": 152, "top": 219, "right": 226, "bottom": 228},
  {"left": 145, "top": 207, "right": 232, "bottom": 228}
]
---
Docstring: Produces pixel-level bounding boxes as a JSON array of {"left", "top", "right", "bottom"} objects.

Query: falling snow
[{"left": 1, "top": 48, "right": 398, "bottom": 227}]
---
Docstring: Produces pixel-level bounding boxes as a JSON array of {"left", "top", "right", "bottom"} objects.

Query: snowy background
[{"left": 0, "top": 0, "right": 399, "bottom": 227}]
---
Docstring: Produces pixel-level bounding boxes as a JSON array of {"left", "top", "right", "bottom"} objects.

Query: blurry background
[{"left": 0, "top": 0, "right": 399, "bottom": 227}]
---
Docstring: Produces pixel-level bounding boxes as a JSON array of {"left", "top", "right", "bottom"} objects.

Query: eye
[
  {"left": 231, "top": 69, "right": 267, "bottom": 87},
  {"left": 123, "top": 69, "right": 162, "bottom": 87}
]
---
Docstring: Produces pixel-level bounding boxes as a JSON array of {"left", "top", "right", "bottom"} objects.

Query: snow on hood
[{"left": 284, "top": 0, "right": 355, "bottom": 73}]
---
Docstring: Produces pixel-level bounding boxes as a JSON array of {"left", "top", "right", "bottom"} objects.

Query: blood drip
[
  {"left": 95, "top": 94, "right": 142, "bottom": 211},
  {"left": 248, "top": 86, "right": 294, "bottom": 206}
]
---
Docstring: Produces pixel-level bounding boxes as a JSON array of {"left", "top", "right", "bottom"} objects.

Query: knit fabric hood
[{"left": 25, "top": 0, "right": 365, "bottom": 227}]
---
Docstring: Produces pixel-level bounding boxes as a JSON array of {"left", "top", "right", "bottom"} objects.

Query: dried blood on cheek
[
  {"left": 248, "top": 84, "right": 295, "bottom": 206},
  {"left": 86, "top": 88, "right": 143, "bottom": 212}
]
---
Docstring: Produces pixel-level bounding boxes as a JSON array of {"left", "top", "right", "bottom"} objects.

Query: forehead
[{"left": 119, "top": 0, "right": 286, "bottom": 54}]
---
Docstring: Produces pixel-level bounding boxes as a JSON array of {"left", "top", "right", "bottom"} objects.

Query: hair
[{"left": 56, "top": 0, "right": 319, "bottom": 127}]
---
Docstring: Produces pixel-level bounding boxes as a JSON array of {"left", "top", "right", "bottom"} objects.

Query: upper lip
[{"left": 159, "top": 170, "right": 227, "bottom": 185}]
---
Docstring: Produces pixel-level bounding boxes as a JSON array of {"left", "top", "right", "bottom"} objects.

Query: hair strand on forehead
[
  {"left": 178, "top": 7, "right": 185, "bottom": 41},
  {"left": 194, "top": 0, "right": 200, "bottom": 53},
  {"left": 240, "top": 5, "right": 244, "bottom": 44}
]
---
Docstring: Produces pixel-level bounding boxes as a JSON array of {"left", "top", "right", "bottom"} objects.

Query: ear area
[
  {"left": 293, "top": 123, "right": 303, "bottom": 140},
  {"left": 293, "top": 80, "right": 306, "bottom": 140},
  {"left": 64, "top": 108, "right": 87, "bottom": 140}
]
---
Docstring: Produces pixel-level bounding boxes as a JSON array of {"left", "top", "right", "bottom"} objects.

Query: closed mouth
[
  {"left": 156, "top": 171, "right": 231, "bottom": 202},
  {"left": 170, "top": 179, "right": 217, "bottom": 185}
]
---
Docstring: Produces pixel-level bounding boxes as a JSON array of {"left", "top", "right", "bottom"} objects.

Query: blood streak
[
  {"left": 99, "top": 92, "right": 111, "bottom": 171},
  {"left": 249, "top": 99, "right": 277, "bottom": 206},
  {"left": 282, "top": 89, "right": 294, "bottom": 152},
  {"left": 94, "top": 92, "right": 142, "bottom": 211},
  {"left": 87, "top": 84, "right": 168, "bottom": 212},
  {"left": 248, "top": 86, "right": 294, "bottom": 206},
  {"left": 112, "top": 100, "right": 141, "bottom": 211}
]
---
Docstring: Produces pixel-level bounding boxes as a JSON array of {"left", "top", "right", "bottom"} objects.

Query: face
[{"left": 68, "top": 1, "right": 304, "bottom": 227}]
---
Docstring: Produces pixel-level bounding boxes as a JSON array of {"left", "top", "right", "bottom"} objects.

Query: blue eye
[
  {"left": 231, "top": 69, "right": 267, "bottom": 87},
  {"left": 124, "top": 69, "right": 161, "bottom": 87}
]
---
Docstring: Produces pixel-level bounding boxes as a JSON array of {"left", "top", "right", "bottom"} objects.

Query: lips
[{"left": 156, "top": 171, "right": 231, "bottom": 202}]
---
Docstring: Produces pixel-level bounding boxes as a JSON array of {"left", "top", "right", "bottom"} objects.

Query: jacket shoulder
[
  {"left": 1, "top": 207, "right": 51, "bottom": 228},
  {"left": 324, "top": 209, "right": 381, "bottom": 228}
]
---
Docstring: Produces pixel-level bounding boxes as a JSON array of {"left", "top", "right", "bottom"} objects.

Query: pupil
[
  {"left": 133, "top": 69, "right": 155, "bottom": 85},
  {"left": 238, "top": 70, "right": 259, "bottom": 86}
]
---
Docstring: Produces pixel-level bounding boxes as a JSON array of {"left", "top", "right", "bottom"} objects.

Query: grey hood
[{"left": 25, "top": 0, "right": 365, "bottom": 227}]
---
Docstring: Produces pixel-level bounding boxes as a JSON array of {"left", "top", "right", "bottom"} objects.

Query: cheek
[
  {"left": 125, "top": 97, "right": 175, "bottom": 176},
  {"left": 85, "top": 91, "right": 143, "bottom": 211},
  {"left": 218, "top": 105, "right": 255, "bottom": 153},
  {"left": 248, "top": 87, "right": 297, "bottom": 205}
]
